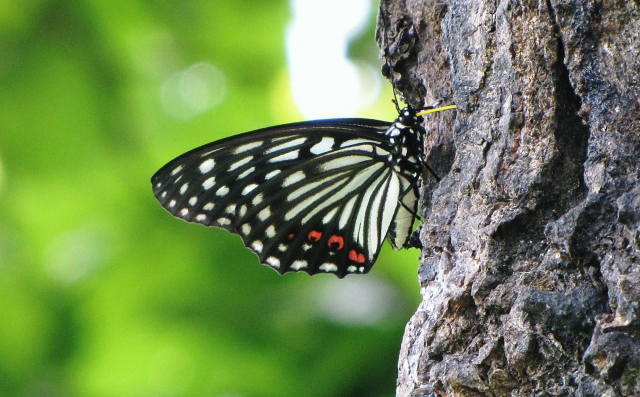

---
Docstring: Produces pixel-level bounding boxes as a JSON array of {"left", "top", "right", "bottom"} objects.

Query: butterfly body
[{"left": 152, "top": 107, "right": 427, "bottom": 278}]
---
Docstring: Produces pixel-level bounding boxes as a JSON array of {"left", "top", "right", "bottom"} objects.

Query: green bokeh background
[{"left": 0, "top": 1, "right": 421, "bottom": 396}]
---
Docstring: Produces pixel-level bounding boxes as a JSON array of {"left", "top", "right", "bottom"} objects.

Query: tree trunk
[{"left": 378, "top": 0, "right": 640, "bottom": 395}]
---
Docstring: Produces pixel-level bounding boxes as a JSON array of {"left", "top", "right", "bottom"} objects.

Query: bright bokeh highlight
[{"left": 287, "top": 0, "right": 382, "bottom": 118}]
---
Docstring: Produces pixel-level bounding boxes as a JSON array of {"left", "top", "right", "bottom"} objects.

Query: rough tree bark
[{"left": 377, "top": 0, "right": 640, "bottom": 395}]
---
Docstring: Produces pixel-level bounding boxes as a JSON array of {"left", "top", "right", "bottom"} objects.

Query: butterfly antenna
[
  {"left": 417, "top": 104, "right": 457, "bottom": 116},
  {"left": 416, "top": 104, "right": 456, "bottom": 180},
  {"left": 392, "top": 94, "right": 401, "bottom": 113}
]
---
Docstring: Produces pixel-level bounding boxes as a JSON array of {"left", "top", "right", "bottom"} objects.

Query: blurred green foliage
[{"left": 0, "top": 1, "right": 421, "bottom": 396}]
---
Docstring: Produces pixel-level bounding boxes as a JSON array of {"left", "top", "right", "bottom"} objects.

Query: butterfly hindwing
[
  {"left": 152, "top": 118, "right": 406, "bottom": 277},
  {"left": 388, "top": 176, "right": 419, "bottom": 249}
]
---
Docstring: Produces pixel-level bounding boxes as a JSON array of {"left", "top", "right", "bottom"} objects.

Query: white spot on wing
[
  {"left": 282, "top": 170, "right": 305, "bottom": 187},
  {"left": 203, "top": 202, "right": 214, "bottom": 211},
  {"left": 251, "top": 240, "right": 263, "bottom": 253},
  {"left": 271, "top": 135, "right": 296, "bottom": 142},
  {"left": 202, "top": 177, "right": 216, "bottom": 190},
  {"left": 180, "top": 183, "right": 189, "bottom": 195},
  {"left": 229, "top": 156, "right": 253, "bottom": 171},
  {"left": 217, "top": 217, "right": 231, "bottom": 226},
  {"left": 252, "top": 194, "right": 263, "bottom": 205},
  {"left": 171, "top": 165, "right": 183, "bottom": 175},
  {"left": 339, "top": 196, "right": 357, "bottom": 228},
  {"left": 241, "top": 223, "right": 251, "bottom": 235},
  {"left": 216, "top": 186, "right": 229, "bottom": 196},
  {"left": 278, "top": 244, "right": 287, "bottom": 252},
  {"left": 265, "top": 137, "right": 306, "bottom": 154},
  {"left": 233, "top": 141, "right": 263, "bottom": 154},
  {"left": 200, "top": 149, "right": 219, "bottom": 157},
  {"left": 161, "top": 191, "right": 167, "bottom": 198},
  {"left": 340, "top": 139, "right": 371, "bottom": 148},
  {"left": 265, "top": 170, "right": 281, "bottom": 180},
  {"left": 347, "top": 265, "right": 357, "bottom": 273},
  {"left": 199, "top": 159, "right": 215, "bottom": 174},
  {"left": 180, "top": 208, "right": 189, "bottom": 216},
  {"left": 302, "top": 243, "right": 312, "bottom": 251},
  {"left": 291, "top": 260, "right": 308, "bottom": 270},
  {"left": 188, "top": 196, "right": 198, "bottom": 206},
  {"left": 195, "top": 214, "right": 207, "bottom": 221},
  {"left": 258, "top": 207, "right": 271, "bottom": 221},
  {"left": 310, "top": 137, "right": 334, "bottom": 154},
  {"left": 319, "top": 263, "right": 338, "bottom": 272},
  {"left": 286, "top": 170, "right": 348, "bottom": 202},
  {"left": 225, "top": 204, "right": 236, "bottom": 214},
  {"left": 265, "top": 225, "right": 276, "bottom": 237},
  {"left": 387, "top": 127, "right": 401, "bottom": 137},
  {"left": 269, "top": 150, "right": 299, "bottom": 162},
  {"left": 238, "top": 166, "right": 255, "bottom": 179},
  {"left": 169, "top": 200, "right": 176, "bottom": 208},
  {"left": 320, "top": 155, "right": 371, "bottom": 172},
  {"left": 242, "top": 184, "right": 258, "bottom": 195},
  {"left": 239, "top": 205, "right": 247, "bottom": 217},
  {"left": 266, "top": 256, "right": 280, "bottom": 268},
  {"left": 322, "top": 207, "right": 339, "bottom": 224}
]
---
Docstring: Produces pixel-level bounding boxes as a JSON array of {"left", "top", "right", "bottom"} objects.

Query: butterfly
[{"left": 151, "top": 104, "right": 455, "bottom": 278}]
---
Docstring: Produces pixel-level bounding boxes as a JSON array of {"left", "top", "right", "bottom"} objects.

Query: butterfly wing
[
  {"left": 151, "top": 118, "right": 411, "bottom": 278},
  {"left": 388, "top": 183, "right": 419, "bottom": 249}
]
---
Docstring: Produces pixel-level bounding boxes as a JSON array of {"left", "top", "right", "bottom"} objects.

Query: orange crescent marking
[
  {"left": 327, "top": 235, "right": 345, "bottom": 250},
  {"left": 307, "top": 230, "right": 323, "bottom": 242}
]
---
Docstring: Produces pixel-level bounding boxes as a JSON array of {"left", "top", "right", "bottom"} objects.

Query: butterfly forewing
[{"left": 151, "top": 118, "right": 415, "bottom": 277}]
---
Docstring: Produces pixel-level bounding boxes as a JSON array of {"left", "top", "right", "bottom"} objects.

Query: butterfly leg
[{"left": 423, "top": 162, "right": 441, "bottom": 181}]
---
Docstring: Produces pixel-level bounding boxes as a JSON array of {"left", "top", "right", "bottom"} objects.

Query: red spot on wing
[
  {"left": 287, "top": 233, "right": 296, "bottom": 240},
  {"left": 307, "top": 230, "right": 322, "bottom": 242},
  {"left": 348, "top": 249, "right": 358, "bottom": 261},
  {"left": 327, "top": 235, "right": 345, "bottom": 250},
  {"left": 348, "top": 249, "right": 366, "bottom": 264}
]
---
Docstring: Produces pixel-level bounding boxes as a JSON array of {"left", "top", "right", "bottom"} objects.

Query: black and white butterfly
[{"left": 151, "top": 106, "right": 449, "bottom": 278}]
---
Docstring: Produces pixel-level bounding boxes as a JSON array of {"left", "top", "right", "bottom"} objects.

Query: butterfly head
[{"left": 398, "top": 107, "right": 423, "bottom": 127}]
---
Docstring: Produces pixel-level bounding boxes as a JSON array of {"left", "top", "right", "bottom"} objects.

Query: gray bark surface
[{"left": 378, "top": 0, "right": 640, "bottom": 395}]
